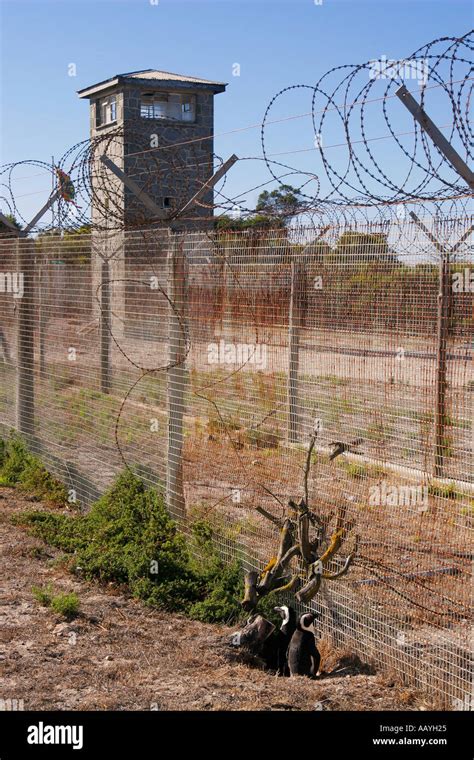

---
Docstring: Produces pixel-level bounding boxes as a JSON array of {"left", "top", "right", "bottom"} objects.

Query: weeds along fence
[{"left": 0, "top": 216, "right": 472, "bottom": 708}]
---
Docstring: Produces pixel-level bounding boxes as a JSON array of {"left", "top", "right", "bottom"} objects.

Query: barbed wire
[
  {"left": 261, "top": 32, "right": 473, "bottom": 208},
  {"left": 1, "top": 32, "right": 472, "bottom": 234}
]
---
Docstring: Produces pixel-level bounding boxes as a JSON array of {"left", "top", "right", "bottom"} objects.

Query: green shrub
[
  {"left": 18, "top": 469, "right": 245, "bottom": 625},
  {"left": 50, "top": 592, "right": 79, "bottom": 618},
  {"left": 188, "top": 561, "right": 243, "bottom": 623},
  {"left": 0, "top": 434, "right": 67, "bottom": 505},
  {"left": 187, "top": 520, "right": 243, "bottom": 623},
  {"left": 0, "top": 435, "right": 32, "bottom": 486},
  {"left": 15, "top": 511, "right": 85, "bottom": 552},
  {"left": 18, "top": 462, "right": 68, "bottom": 505},
  {"left": 32, "top": 584, "right": 79, "bottom": 618},
  {"left": 32, "top": 583, "right": 54, "bottom": 606}
]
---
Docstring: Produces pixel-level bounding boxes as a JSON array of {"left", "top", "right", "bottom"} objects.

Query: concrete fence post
[
  {"left": 434, "top": 252, "right": 451, "bottom": 477},
  {"left": 100, "top": 259, "right": 112, "bottom": 394},
  {"left": 166, "top": 233, "right": 187, "bottom": 523},
  {"left": 288, "top": 259, "right": 306, "bottom": 443},
  {"left": 16, "top": 237, "right": 35, "bottom": 436},
  {"left": 38, "top": 256, "right": 47, "bottom": 379}
]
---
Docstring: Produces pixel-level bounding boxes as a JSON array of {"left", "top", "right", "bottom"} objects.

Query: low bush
[
  {"left": 32, "top": 583, "right": 54, "bottom": 606},
  {"left": 0, "top": 434, "right": 67, "bottom": 505},
  {"left": 16, "top": 464, "right": 245, "bottom": 625},
  {"left": 50, "top": 592, "right": 80, "bottom": 618},
  {"left": 32, "top": 584, "right": 79, "bottom": 619}
]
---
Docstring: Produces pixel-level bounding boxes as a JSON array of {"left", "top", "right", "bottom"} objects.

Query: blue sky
[{"left": 0, "top": 0, "right": 472, "bottom": 224}]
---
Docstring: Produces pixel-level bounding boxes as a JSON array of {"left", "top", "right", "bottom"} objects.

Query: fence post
[
  {"left": 288, "top": 259, "right": 306, "bottom": 443},
  {"left": 100, "top": 259, "right": 112, "bottom": 394},
  {"left": 38, "top": 256, "right": 46, "bottom": 379},
  {"left": 16, "top": 237, "right": 35, "bottom": 436},
  {"left": 434, "top": 252, "right": 450, "bottom": 478},
  {"left": 166, "top": 233, "right": 187, "bottom": 523}
]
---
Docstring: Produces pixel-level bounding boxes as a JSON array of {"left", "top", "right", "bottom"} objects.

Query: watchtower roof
[{"left": 77, "top": 69, "right": 227, "bottom": 98}]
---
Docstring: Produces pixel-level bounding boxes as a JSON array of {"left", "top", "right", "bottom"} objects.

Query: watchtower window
[
  {"left": 140, "top": 92, "right": 196, "bottom": 122},
  {"left": 96, "top": 96, "right": 117, "bottom": 126}
]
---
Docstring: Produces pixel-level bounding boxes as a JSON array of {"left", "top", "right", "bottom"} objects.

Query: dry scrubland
[{"left": 0, "top": 487, "right": 436, "bottom": 712}]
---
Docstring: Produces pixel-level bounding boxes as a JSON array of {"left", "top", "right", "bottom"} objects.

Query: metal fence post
[
  {"left": 288, "top": 259, "right": 306, "bottom": 443},
  {"left": 100, "top": 259, "right": 112, "bottom": 394},
  {"left": 434, "top": 252, "right": 450, "bottom": 478},
  {"left": 16, "top": 237, "right": 35, "bottom": 436},
  {"left": 166, "top": 233, "right": 187, "bottom": 522}
]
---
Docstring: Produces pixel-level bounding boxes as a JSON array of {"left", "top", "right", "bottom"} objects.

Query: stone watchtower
[
  {"left": 78, "top": 69, "right": 227, "bottom": 227},
  {"left": 77, "top": 70, "right": 226, "bottom": 340}
]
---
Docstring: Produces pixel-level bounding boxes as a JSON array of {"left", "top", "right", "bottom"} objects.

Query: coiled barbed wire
[
  {"left": 1, "top": 32, "right": 472, "bottom": 233},
  {"left": 261, "top": 32, "right": 473, "bottom": 208}
]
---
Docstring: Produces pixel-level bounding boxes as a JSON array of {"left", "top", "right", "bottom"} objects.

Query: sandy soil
[{"left": 0, "top": 486, "right": 437, "bottom": 712}]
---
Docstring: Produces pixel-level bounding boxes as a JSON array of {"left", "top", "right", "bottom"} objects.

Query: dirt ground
[{"left": 0, "top": 487, "right": 437, "bottom": 712}]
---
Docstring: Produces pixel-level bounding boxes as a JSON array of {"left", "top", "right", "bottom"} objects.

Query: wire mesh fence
[{"left": 0, "top": 215, "right": 472, "bottom": 708}]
